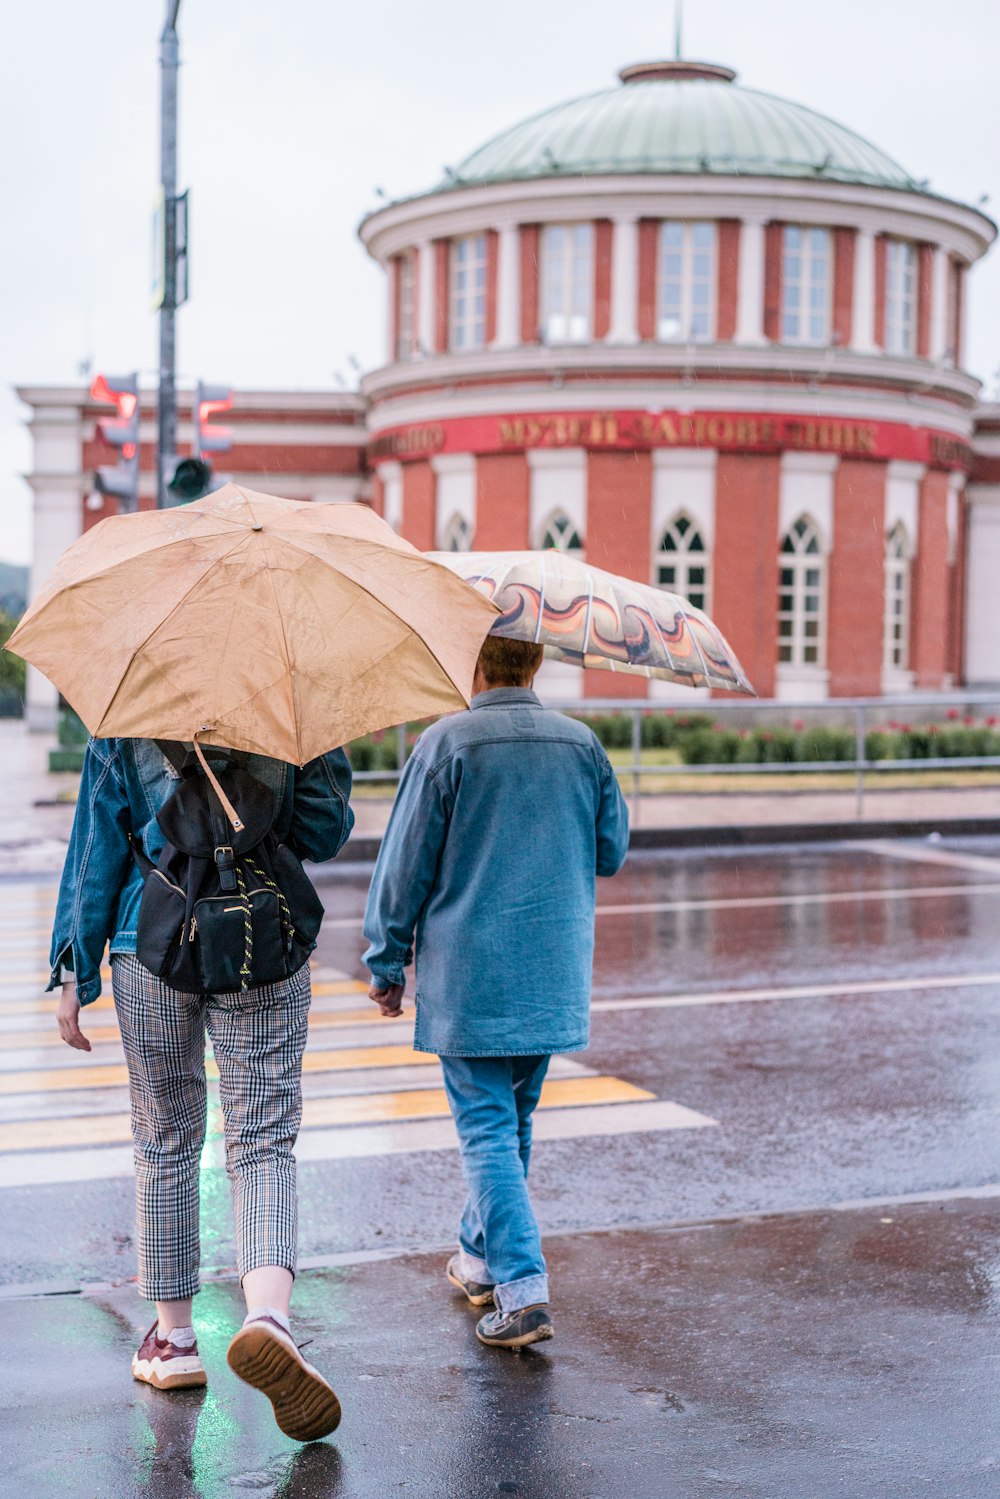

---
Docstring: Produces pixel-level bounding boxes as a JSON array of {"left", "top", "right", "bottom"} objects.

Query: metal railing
[{"left": 349, "top": 691, "right": 1000, "bottom": 821}]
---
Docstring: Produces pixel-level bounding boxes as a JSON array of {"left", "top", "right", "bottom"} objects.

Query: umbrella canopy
[
  {"left": 427, "top": 549, "right": 753, "bottom": 695},
  {"left": 10, "top": 485, "right": 499, "bottom": 762}
]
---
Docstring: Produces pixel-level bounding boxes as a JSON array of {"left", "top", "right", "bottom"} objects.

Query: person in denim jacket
[
  {"left": 51, "top": 736, "right": 352, "bottom": 1441},
  {"left": 363, "top": 638, "right": 629, "bottom": 1349}
]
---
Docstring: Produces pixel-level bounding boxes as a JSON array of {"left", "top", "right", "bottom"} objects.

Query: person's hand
[
  {"left": 368, "top": 980, "right": 405, "bottom": 1018},
  {"left": 56, "top": 982, "right": 91, "bottom": 1052}
]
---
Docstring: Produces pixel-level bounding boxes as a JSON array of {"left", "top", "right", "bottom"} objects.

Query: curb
[{"left": 309, "top": 815, "right": 1000, "bottom": 874}]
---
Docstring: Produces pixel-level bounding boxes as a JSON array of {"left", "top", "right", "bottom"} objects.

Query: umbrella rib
[
  {"left": 94, "top": 531, "right": 250, "bottom": 731},
  {"left": 678, "top": 603, "right": 714, "bottom": 685},
  {"left": 265, "top": 531, "right": 493, "bottom": 704},
  {"left": 259, "top": 541, "right": 301, "bottom": 764}
]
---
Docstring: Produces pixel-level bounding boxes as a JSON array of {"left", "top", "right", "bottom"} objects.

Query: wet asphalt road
[{"left": 3, "top": 836, "right": 1000, "bottom": 1496}]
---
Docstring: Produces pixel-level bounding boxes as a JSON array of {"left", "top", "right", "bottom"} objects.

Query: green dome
[{"left": 441, "top": 62, "right": 920, "bottom": 194}]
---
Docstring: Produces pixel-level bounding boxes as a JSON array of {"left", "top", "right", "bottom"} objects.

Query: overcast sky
[{"left": 2, "top": 0, "right": 998, "bottom": 567}]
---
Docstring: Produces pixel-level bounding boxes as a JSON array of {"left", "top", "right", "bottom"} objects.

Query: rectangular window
[
  {"left": 395, "top": 252, "right": 416, "bottom": 361},
  {"left": 540, "top": 224, "right": 593, "bottom": 343},
  {"left": 450, "top": 234, "right": 487, "bottom": 351},
  {"left": 885, "top": 240, "right": 917, "bottom": 355},
  {"left": 657, "top": 222, "right": 716, "bottom": 341},
  {"left": 781, "top": 226, "right": 831, "bottom": 344}
]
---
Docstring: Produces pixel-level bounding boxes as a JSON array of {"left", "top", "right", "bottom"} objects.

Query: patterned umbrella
[{"left": 426, "top": 549, "right": 754, "bottom": 695}]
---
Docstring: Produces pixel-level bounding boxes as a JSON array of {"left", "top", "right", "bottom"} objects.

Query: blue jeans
[{"left": 439, "top": 1054, "right": 551, "bottom": 1315}]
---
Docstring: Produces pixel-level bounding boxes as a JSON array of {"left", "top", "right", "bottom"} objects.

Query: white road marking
[
  {"left": 857, "top": 839, "right": 1000, "bottom": 876},
  {"left": 0, "top": 1099, "right": 715, "bottom": 1187},
  {"left": 592, "top": 971, "right": 1000, "bottom": 1013},
  {"left": 314, "top": 879, "right": 1000, "bottom": 932}
]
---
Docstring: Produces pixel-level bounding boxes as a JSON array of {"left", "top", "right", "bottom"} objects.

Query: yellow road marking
[
  {"left": 0, "top": 1076, "right": 652, "bottom": 1152},
  {"left": 4, "top": 1005, "right": 390, "bottom": 1051},
  {"left": 0, "top": 1042, "right": 437, "bottom": 1094},
  {"left": 0, "top": 970, "right": 365, "bottom": 997}
]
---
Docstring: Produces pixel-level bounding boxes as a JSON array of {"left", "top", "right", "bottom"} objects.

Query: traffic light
[
  {"left": 194, "top": 382, "right": 233, "bottom": 458},
  {"left": 90, "top": 373, "right": 140, "bottom": 512},
  {"left": 164, "top": 383, "right": 234, "bottom": 505}
]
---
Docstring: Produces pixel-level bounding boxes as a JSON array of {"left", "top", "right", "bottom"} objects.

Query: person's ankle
[{"left": 244, "top": 1305, "right": 291, "bottom": 1335}]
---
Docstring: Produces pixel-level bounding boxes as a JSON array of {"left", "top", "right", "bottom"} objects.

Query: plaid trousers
[{"left": 111, "top": 953, "right": 311, "bottom": 1301}]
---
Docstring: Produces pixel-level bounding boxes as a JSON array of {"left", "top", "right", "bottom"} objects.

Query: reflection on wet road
[{"left": 3, "top": 836, "right": 1000, "bottom": 1496}]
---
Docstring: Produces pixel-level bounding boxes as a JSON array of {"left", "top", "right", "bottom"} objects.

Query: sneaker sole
[
  {"left": 446, "top": 1266, "right": 495, "bottom": 1307},
  {"left": 132, "top": 1356, "right": 207, "bottom": 1391},
  {"left": 476, "top": 1321, "right": 554, "bottom": 1350},
  {"left": 226, "top": 1325, "right": 341, "bottom": 1443}
]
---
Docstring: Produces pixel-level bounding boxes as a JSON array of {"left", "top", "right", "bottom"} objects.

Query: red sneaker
[
  {"left": 227, "top": 1315, "right": 341, "bottom": 1442},
  {"left": 132, "top": 1321, "right": 207, "bottom": 1390}
]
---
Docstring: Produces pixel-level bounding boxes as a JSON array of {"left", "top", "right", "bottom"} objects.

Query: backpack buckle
[{"left": 214, "top": 844, "right": 238, "bottom": 893}]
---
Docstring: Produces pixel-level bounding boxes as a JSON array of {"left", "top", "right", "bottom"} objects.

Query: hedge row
[{"left": 574, "top": 713, "right": 1000, "bottom": 765}]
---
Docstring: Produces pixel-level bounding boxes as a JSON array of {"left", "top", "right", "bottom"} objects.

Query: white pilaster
[
  {"left": 380, "top": 461, "right": 403, "bottom": 533},
  {"left": 26, "top": 480, "right": 83, "bottom": 729},
  {"left": 735, "top": 217, "right": 767, "bottom": 346},
  {"left": 492, "top": 223, "right": 520, "bottom": 349},
  {"left": 965, "top": 484, "right": 1000, "bottom": 685},
  {"left": 930, "top": 246, "right": 950, "bottom": 362},
  {"left": 607, "top": 215, "right": 639, "bottom": 344},
  {"left": 851, "top": 228, "right": 877, "bottom": 353},
  {"left": 417, "top": 240, "right": 435, "bottom": 358}
]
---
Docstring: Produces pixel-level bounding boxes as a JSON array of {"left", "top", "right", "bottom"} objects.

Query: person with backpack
[
  {"left": 362, "top": 637, "right": 630, "bottom": 1349},
  {"left": 51, "top": 735, "right": 353, "bottom": 1442}
]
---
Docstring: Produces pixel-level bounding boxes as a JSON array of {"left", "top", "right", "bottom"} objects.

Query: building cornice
[
  {"left": 365, "top": 380, "right": 975, "bottom": 441},
  {"left": 359, "top": 174, "right": 996, "bottom": 266},
  {"left": 361, "top": 341, "right": 980, "bottom": 409}
]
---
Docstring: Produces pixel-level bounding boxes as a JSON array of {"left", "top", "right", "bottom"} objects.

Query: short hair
[{"left": 477, "top": 635, "right": 545, "bottom": 687}]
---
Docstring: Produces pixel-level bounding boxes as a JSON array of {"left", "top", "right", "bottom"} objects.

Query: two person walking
[{"left": 52, "top": 638, "right": 628, "bottom": 1440}]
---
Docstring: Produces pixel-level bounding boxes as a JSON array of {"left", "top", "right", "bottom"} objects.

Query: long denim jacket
[
  {"left": 49, "top": 737, "right": 354, "bottom": 1005},
  {"left": 363, "top": 688, "right": 630, "bottom": 1057}
]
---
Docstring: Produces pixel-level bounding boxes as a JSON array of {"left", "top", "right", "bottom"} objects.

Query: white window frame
[
  {"left": 450, "top": 234, "right": 487, "bottom": 352},
  {"left": 395, "top": 252, "right": 416, "bottom": 361},
  {"left": 781, "top": 226, "right": 831, "bottom": 345},
  {"left": 885, "top": 239, "right": 917, "bottom": 356},
  {"left": 540, "top": 224, "right": 593, "bottom": 344},
  {"left": 883, "top": 523, "right": 911, "bottom": 671},
  {"left": 441, "top": 511, "right": 474, "bottom": 552},
  {"left": 778, "top": 515, "right": 826, "bottom": 668},
  {"left": 654, "top": 512, "right": 710, "bottom": 612},
  {"left": 538, "top": 509, "right": 584, "bottom": 552},
  {"left": 657, "top": 222, "right": 716, "bottom": 342}
]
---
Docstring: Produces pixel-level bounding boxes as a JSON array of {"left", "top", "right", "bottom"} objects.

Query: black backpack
[{"left": 132, "top": 741, "right": 324, "bottom": 995}]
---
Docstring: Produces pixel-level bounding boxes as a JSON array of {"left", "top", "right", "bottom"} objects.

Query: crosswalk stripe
[
  {"left": 0, "top": 1041, "right": 442, "bottom": 1095},
  {"left": 0, "top": 1075, "right": 651, "bottom": 1153},
  {"left": 0, "top": 1005, "right": 391, "bottom": 1050}
]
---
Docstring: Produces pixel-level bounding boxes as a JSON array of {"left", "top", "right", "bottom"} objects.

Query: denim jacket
[
  {"left": 49, "top": 737, "right": 354, "bottom": 1005},
  {"left": 362, "top": 689, "right": 629, "bottom": 1056}
]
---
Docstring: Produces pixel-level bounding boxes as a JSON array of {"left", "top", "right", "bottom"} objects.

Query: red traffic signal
[
  {"left": 90, "top": 373, "right": 139, "bottom": 458},
  {"left": 90, "top": 372, "right": 140, "bottom": 509},
  {"left": 194, "top": 381, "right": 233, "bottom": 456}
]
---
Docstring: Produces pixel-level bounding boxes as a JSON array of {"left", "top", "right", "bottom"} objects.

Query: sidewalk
[
  {"left": 3, "top": 719, "right": 999, "bottom": 878},
  {"left": 2, "top": 1195, "right": 997, "bottom": 1498}
]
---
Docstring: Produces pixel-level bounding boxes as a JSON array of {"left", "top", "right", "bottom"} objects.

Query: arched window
[
  {"left": 441, "top": 511, "right": 473, "bottom": 552},
  {"left": 539, "top": 510, "right": 584, "bottom": 552},
  {"left": 778, "top": 515, "right": 826, "bottom": 667},
  {"left": 883, "top": 523, "right": 911, "bottom": 670},
  {"left": 655, "top": 513, "right": 709, "bottom": 611}
]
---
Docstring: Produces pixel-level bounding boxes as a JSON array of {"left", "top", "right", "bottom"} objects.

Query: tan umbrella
[
  {"left": 427, "top": 549, "right": 754, "bottom": 694},
  {"left": 10, "top": 485, "right": 499, "bottom": 764}
]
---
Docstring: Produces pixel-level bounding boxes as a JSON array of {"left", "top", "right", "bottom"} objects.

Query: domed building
[{"left": 359, "top": 59, "right": 996, "bottom": 699}]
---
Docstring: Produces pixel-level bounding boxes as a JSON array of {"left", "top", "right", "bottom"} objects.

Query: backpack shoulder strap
[
  {"left": 155, "top": 739, "right": 190, "bottom": 775},
  {"left": 129, "top": 831, "right": 155, "bottom": 878}
]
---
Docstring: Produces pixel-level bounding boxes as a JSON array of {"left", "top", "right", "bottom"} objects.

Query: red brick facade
[{"left": 827, "top": 460, "right": 886, "bottom": 696}]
